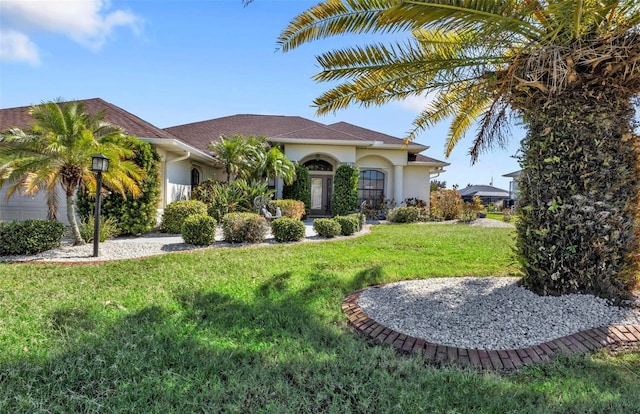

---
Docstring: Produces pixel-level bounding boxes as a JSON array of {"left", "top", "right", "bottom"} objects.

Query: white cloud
[
  {"left": 0, "top": 29, "right": 40, "bottom": 65},
  {"left": 0, "top": 0, "right": 142, "bottom": 63},
  {"left": 395, "top": 91, "right": 439, "bottom": 113}
]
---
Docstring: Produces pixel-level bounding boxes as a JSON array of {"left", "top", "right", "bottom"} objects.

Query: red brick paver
[{"left": 342, "top": 290, "right": 640, "bottom": 371}]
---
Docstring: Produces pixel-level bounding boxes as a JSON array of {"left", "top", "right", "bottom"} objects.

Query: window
[
  {"left": 303, "top": 159, "right": 333, "bottom": 171},
  {"left": 358, "top": 170, "right": 385, "bottom": 207},
  {"left": 191, "top": 168, "right": 200, "bottom": 190}
]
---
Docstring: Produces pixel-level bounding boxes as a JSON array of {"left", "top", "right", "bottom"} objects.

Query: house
[
  {"left": 502, "top": 170, "right": 521, "bottom": 201},
  {"left": 0, "top": 98, "right": 219, "bottom": 223},
  {"left": 458, "top": 184, "right": 510, "bottom": 205},
  {"left": 165, "top": 114, "right": 449, "bottom": 216},
  {"left": 0, "top": 98, "right": 448, "bottom": 221}
]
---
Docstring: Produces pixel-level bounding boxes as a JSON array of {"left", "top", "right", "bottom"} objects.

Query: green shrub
[
  {"left": 270, "top": 217, "right": 306, "bottom": 243},
  {"left": 430, "top": 189, "right": 463, "bottom": 220},
  {"left": 77, "top": 136, "right": 161, "bottom": 235},
  {"left": 282, "top": 165, "right": 311, "bottom": 217},
  {"left": 161, "top": 200, "right": 208, "bottom": 234},
  {"left": 222, "top": 212, "right": 268, "bottom": 243},
  {"left": 349, "top": 212, "right": 366, "bottom": 230},
  {"left": 181, "top": 214, "right": 217, "bottom": 246},
  {"left": 271, "top": 199, "right": 306, "bottom": 220},
  {"left": 79, "top": 216, "right": 120, "bottom": 242},
  {"left": 388, "top": 206, "right": 421, "bottom": 223},
  {"left": 332, "top": 164, "right": 359, "bottom": 216},
  {"left": 0, "top": 220, "right": 65, "bottom": 255},
  {"left": 192, "top": 179, "right": 275, "bottom": 221},
  {"left": 313, "top": 218, "right": 341, "bottom": 238},
  {"left": 502, "top": 208, "right": 513, "bottom": 222},
  {"left": 334, "top": 215, "right": 359, "bottom": 236}
]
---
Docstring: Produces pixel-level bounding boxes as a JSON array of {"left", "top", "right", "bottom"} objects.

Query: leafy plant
[
  {"left": 181, "top": 214, "right": 217, "bottom": 246},
  {"left": 461, "top": 196, "right": 484, "bottom": 223},
  {"left": 77, "top": 136, "right": 161, "bottom": 235},
  {"left": 430, "top": 190, "right": 462, "bottom": 221},
  {"left": 79, "top": 216, "right": 120, "bottom": 243},
  {"left": 271, "top": 199, "right": 306, "bottom": 220},
  {"left": 0, "top": 219, "right": 64, "bottom": 255},
  {"left": 331, "top": 164, "right": 359, "bottom": 216},
  {"left": 387, "top": 206, "right": 421, "bottom": 224},
  {"left": 221, "top": 212, "right": 268, "bottom": 243},
  {"left": 313, "top": 218, "right": 341, "bottom": 238},
  {"left": 160, "top": 200, "right": 208, "bottom": 234},
  {"left": 270, "top": 217, "right": 306, "bottom": 242},
  {"left": 334, "top": 215, "right": 359, "bottom": 236},
  {"left": 282, "top": 165, "right": 311, "bottom": 216}
]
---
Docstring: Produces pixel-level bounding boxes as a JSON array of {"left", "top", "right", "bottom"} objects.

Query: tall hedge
[
  {"left": 282, "top": 165, "right": 311, "bottom": 217},
  {"left": 516, "top": 90, "right": 640, "bottom": 303},
  {"left": 77, "top": 136, "right": 161, "bottom": 235},
  {"left": 331, "top": 164, "right": 359, "bottom": 216}
]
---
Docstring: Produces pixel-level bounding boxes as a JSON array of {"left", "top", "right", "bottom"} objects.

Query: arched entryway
[{"left": 303, "top": 158, "right": 334, "bottom": 216}]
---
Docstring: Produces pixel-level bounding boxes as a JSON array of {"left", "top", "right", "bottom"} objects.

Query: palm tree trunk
[
  {"left": 66, "top": 192, "right": 85, "bottom": 245},
  {"left": 516, "top": 87, "right": 640, "bottom": 303}
]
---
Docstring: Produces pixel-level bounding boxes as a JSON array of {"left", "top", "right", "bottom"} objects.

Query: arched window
[
  {"left": 303, "top": 159, "right": 333, "bottom": 171},
  {"left": 358, "top": 170, "right": 385, "bottom": 206},
  {"left": 191, "top": 168, "right": 200, "bottom": 190}
]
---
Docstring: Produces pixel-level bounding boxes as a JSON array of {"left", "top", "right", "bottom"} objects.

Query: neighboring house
[
  {"left": 0, "top": 98, "right": 448, "bottom": 221},
  {"left": 502, "top": 170, "right": 521, "bottom": 202},
  {"left": 458, "top": 184, "right": 510, "bottom": 205},
  {"left": 0, "top": 98, "right": 219, "bottom": 224},
  {"left": 165, "top": 114, "right": 449, "bottom": 216}
]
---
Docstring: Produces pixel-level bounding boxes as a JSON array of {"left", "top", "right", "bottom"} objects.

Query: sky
[{"left": 0, "top": 0, "right": 522, "bottom": 190}]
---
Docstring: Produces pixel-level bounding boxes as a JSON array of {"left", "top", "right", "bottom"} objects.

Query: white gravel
[{"left": 358, "top": 277, "right": 640, "bottom": 350}]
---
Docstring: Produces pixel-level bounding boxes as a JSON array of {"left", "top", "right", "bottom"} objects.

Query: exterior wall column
[{"left": 393, "top": 165, "right": 404, "bottom": 203}]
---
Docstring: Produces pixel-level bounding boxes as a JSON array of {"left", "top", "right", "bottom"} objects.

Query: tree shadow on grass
[{"left": 1, "top": 269, "right": 640, "bottom": 412}]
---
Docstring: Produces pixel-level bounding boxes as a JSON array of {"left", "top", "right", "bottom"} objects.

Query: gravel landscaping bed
[{"left": 358, "top": 277, "right": 640, "bottom": 350}]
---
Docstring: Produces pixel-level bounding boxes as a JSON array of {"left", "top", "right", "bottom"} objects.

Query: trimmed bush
[
  {"left": 313, "top": 218, "right": 341, "bottom": 238},
  {"left": 222, "top": 212, "right": 268, "bottom": 243},
  {"left": 271, "top": 199, "right": 306, "bottom": 220},
  {"left": 388, "top": 206, "right": 421, "bottom": 223},
  {"left": 182, "top": 214, "right": 217, "bottom": 246},
  {"left": 79, "top": 216, "right": 120, "bottom": 242},
  {"left": 348, "top": 212, "right": 366, "bottom": 230},
  {"left": 271, "top": 217, "right": 306, "bottom": 243},
  {"left": 0, "top": 220, "right": 65, "bottom": 255},
  {"left": 334, "top": 215, "right": 359, "bottom": 236},
  {"left": 160, "top": 200, "right": 208, "bottom": 234},
  {"left": 331, "top": 164, "right": 359, "bottom": 216}
]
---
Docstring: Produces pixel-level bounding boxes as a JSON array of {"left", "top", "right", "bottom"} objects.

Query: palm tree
[
  {"left": 0, "top": 100, "right": 145, "bottom": 245},
  {"left": 246, "top": 145, "right": 297, "bottom": 185},
  {"left": 278, "top": 1, "right": 640, "bottom": 302},
  {"left": 209, "top": 135, "right": 252, "bottom": 182}
]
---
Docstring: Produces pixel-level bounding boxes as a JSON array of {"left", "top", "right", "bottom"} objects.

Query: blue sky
[{"left": 0, "top": 0, "right": 522, "bottom": 190}]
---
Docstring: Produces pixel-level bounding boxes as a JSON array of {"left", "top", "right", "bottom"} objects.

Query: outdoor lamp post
[{"left": 91, "top": 154, "right": 109, "bottom": 257}]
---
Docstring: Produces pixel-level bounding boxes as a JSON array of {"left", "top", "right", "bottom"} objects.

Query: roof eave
[{"left": 140, "top": 137, "right": 215, "bottom": 164}]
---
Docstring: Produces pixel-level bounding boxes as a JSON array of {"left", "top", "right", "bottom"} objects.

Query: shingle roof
[
  {"left": 458, "top": 185, "right": 509, "bottom": 197},
  {"left": 0, "top": 98, "right": 177, "bottom": 140},
  {"left": 327, "top": 121, "right": 407, "bottom": 145},
  {"left": 164, "top": 114, "right": 418, "bottom": 151}
]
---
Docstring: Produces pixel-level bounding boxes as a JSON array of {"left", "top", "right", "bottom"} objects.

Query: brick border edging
[{"left": 342, "top": 290, "right": 640, "bottom": 371}]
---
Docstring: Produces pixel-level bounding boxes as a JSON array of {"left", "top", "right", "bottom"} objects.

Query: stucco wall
[
  {"left": 403, "top": 165, "right": 432, "bottom": 203},
  {"left": 284, "top": 144, "right": 356, "bottom": 164}
]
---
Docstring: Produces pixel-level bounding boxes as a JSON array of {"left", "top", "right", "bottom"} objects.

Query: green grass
[{"left": 0, "top": 224, "right": 638, "bottom": 413}]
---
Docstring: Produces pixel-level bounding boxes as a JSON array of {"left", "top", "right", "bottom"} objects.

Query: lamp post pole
[
  {"left": 91, "top": 154, "right": 109, "bottom": 258},
  {"left": 93, "top": 169, "right": 103, "bottom": 257}
]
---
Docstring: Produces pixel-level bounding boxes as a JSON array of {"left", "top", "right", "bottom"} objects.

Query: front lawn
[{"left": 1, "top": 224, "right": 638, "bottom": 413}]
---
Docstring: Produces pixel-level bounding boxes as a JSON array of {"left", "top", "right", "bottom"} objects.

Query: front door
[{"left": 310, "top": 175, "right": 332, "bottom": 216}]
